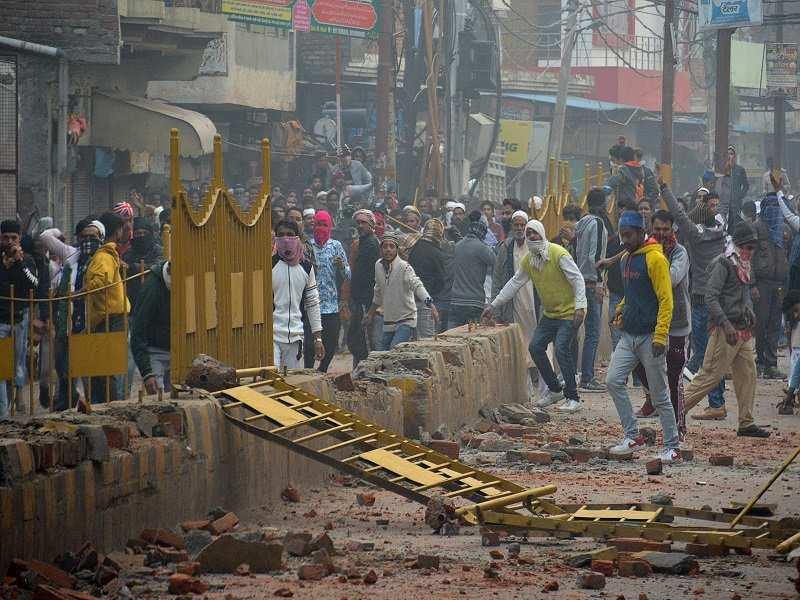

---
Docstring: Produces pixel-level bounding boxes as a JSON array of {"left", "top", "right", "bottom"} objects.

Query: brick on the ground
[
  {"left": 428, "top": 440, "right": 459, "bottom": 459},
  {"left": 207, "top": 512, "right": 239, "bottom": 536},
  {"left": 176, "top": 561, "right": 201, "bottom": 576},
  {"left": 297, "top": 564, "right": 327, "bottom": 581},
  {"left": 356, "top": 492, "right": 375, "bottom": 506},
  {"left": 618, "top": 559, "right": 653, "bottom": 577},
  {"left": 284, "top": 532, "right": 313, "bottom": 557},
  {"left": 168, "top": 573, "right": 208, "bottom": 594},
  {"left": 27, "top": 560, "right": 77, "bottom": 589},
  {"left": 631, "top": 551, "right": 699, "bottom": 575},
  {"left": 685, "top": 543, "right": 729, "bottom": 558},
  {"left": 140, "top": 528, "right": 185, "bottom": 549},
  {"left": 577, "top": 571, "right": 606, "bottom": 590},
  {"left": 608, "top": 538, "right": 671, "bottom": 553},
  {"left": 645, "top": 458, "right": 662, "bottom": 475},
  {"left": 180, "top": 519, "right": 211, "bottom": 532},
  {"left": 709, "top": 454, "right": 734, "bottom": 466},
  {"left": 590, "top": 560, "right": 615, "bottom": 576},
  {"left": 414, "top": 555, "right": 440, "bottom": 569},
  {"left": 566, "top": 547, "right": 618, "bottom": 568}
]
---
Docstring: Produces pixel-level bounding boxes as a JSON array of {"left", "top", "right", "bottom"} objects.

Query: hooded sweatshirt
[
  {"left": 662, "top": 185, "right": 725, "bottom": 300},
  {"left": 85, "top": 242, "right": 131, "bottom": 327},
  {"left": 616, "top": 239, "right": 673, "bottom": 346},
  {"left": 131, "top": 261, "right": 170, "bottom": 379}
]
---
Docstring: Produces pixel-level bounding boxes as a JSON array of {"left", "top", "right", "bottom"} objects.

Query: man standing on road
[
  {"left": 347, "top": 209, "right": 381, "bottom": 367},
  {"left": 483, "top": 219, "right": 586, "bottom": 413},
  {"left": 682, "top": 222, "right": 770, "bottom": 438},
  {"left": 408, "top": 219, "right": 447, "bottom": 339},
  {"left": 605, "top": 211, "right": 680, "bottom": 462},
  {"left": 449, "top": 212, "right": 496, "bottom": 328},
  {"left": 131, "top": 260, "right": 171, "bottom": 394},
  {"left": 662, "top": 185, "right": 728, "bottom": 420},
  {"left": 574, "top": 188, "right": 608, "bottom": 391}
]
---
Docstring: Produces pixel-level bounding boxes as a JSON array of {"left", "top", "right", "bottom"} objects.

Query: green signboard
[{"left": 222, "top": 0, "right": 380, "bottom": 38}]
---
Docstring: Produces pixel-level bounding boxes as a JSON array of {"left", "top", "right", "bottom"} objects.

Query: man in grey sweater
[
  {"left": 448, "top": 212, "right": 497, "bottom": 329},
  {"left": 662, "top": 185, "right": 727, "bottom": 420},
  {"left": 682, "top": 222, "right": 769, "bottom": 438}
]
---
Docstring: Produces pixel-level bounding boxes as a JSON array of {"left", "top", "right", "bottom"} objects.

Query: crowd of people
[{"left": 2, "top": 142, "right": 798, "bottom": 464}]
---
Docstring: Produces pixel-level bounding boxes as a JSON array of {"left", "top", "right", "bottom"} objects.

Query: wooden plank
[
  {"left": 572, "top": 509, "right": 659, "bottom": 522},
  {"left": 223, "top": 386, "right": 307, "bottom": 427},
  {"left": 359, "top": 449, "right": 448, "bottom": 487}
]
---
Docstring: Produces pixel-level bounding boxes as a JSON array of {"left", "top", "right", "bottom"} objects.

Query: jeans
[
  {"left": 634, "top": 335, "right": 687, "bottom": 436},
  {"left": 686, "top": 302, "right": 725, "bottom": 408},
  {"left": 448, "top": 304, "right": 483, "bottom": 330},
  {"left": 608, "top": 291, "right": 624, "bottom": 350},
  {"left": 90, "top": 315, "right": 125, "bottom": 404},
  {"left": 606, "top": 331, "right": 679, "bottom": 450},
  {"left": 0, "top": 318, "right": 29, "bottom": 418},
  {"left": 416, "top": 301, "right": 436, "bottom": 339},
  {"left": 382, "top": 324, "right": 414, "bottom": 350},
  {"left": 580, "top": 285, "right": 602, "bottom": 383},
  {"left": 530, "top": 316, "right": 579, "bottom": 401},
  {"left": 147, "top": 347, "right": 171, "bottom": 391}
]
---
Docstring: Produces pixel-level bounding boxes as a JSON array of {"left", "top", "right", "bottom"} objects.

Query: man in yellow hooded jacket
[
  {"left": 605, "top": 210, "right": 680, "bottom": 463},
  {"left": 85, "top": 212, "right": 131, "bottom": 403}
]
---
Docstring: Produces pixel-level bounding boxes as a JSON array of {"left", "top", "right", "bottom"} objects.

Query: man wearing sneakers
[
  {"left": 682, "top": 222, "right": 770, "bottom": 438},
  {"left": 606, "top": 211, "right": 680, "bottom": 463},
  {"left": 482, "top": 219, "right": 586, "bottom": 413}
]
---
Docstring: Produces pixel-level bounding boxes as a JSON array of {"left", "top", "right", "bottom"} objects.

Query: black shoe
[{"left": 737, "top": 424, "right": 771, "bottom": 438}]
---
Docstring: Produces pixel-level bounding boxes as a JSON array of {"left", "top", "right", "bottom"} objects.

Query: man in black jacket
[
  {"left": 347, "top": 209, "right": 381, "bottom": 367},
  {"left": 123, "top": 217, "right": 163, "bottom": 309},
  {"left": 131, "top": 260, "right": 171, "bottom": 394},
  {"left": 409, "top": 218, "right": 446, "bottom": 338},
  {"left": 1, "top": 219, "right": 39, "bottom": 418}
]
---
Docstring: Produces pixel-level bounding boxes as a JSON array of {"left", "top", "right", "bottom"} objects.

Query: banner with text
[
  {"left": 222, "top": 0, "right": 380, "bottom": 38},
  {"left": 766, "top": 43, "right": 798, "bottom": 96},
  {"left": 699, "top": 0, "right": 762, "bottom": 29},
  {"left": 499, "top": 120, "right": 550, "bottom": 172}
]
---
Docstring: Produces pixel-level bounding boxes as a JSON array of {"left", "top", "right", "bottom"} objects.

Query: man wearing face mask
[
  {"left": 40, "top": 217, "right": 105, "bottom": 409},
  {"left": 123, "top": 217, "right": 163, "bottom": 308},
  {"left": 347, "top": 209, "right": 381, "bottom": 366},
  {"left": 682, "top": 222, "right": 769, "bottom": 438},
  {"left": 272, "top": 220, "right": 324, "bottom": 369},
  {"left": 483, "top": 219, "right": 586, "bottom": 413},
  {"left": 132, "top": 261, "right": 171, "bottom": 394}
]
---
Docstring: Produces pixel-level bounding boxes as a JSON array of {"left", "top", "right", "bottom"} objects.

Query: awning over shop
[{"left": 92, "top": 91, "right": 217, "bottom": 157}]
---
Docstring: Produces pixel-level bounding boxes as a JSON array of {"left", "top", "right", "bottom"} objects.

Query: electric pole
[
  {"left": 376, "top": 0, "right": 396, "bottom": 183},
  {"left": 660, "top": 0, "right": 675, "bottom": 185},
  {"left": 773, "top": 0, "right": 785, "bottom": 171},
  {"left": 713, "top": 28, "right": 733, "bottom": 171},
  {"left": 548, "top": 0, "right": 578, "bottom": 164}
]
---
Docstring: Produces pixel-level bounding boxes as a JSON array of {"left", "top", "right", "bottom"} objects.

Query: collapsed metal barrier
[{"left": 207, "top": 368, "right": 800, "bottom": 554}]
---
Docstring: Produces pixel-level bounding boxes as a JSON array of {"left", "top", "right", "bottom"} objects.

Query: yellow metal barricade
[{"left": 169, "top": 129, "right": 273, "bottom": 386}]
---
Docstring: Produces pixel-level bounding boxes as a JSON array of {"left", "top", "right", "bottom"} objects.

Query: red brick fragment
[
  {"left": 577, "top": 571, "right": 606, "bottom": 590},
  {"left": 590, "top": 559, "right": 615, "bottom": 576},
  {"left": 176, "top": 561, "right": 201, "bottom": 576},
  {"left": 356, "top": 492, "right": 375, "bottom": 507},
  {"left": 297, "top": 564, "right": 327, "bottom": 581},
  {"left": 541, "top": 580, "right": 559, "bottom": 591},
  {"left": 281, "top": 485, "right": 301, "bottom": 503},
  {"left": 140, "top": 528, "right": 185, "bottom": 549},
  {"left": 489, "top": 550, "right": 504, "bottom": 560},
  {"left": 168, "top": 573, "right": 208, "bottom": 594},
  {"left": 645, "top": 458, "right": 663, "bottom": 475},
  {"left": 180, "top": 519, "right": 211, "bottom": 532},
  {"left": 27, "top": 560, "right": 77, "bottom": 589},
  {"left": 207, "top": 512, "right": 239, "bottom": 536},
  {"left": 685, "top": 543, "right": 729, "bottom": 557},
  {"left": 709, "top": 454, "right": 734, "bottom": 466},
  {"left": 618, "top": 559, "right": 653, "bottom": 577},
  {"left": 608, "top": 538, "right": 670, "bottom": 553},
  {"left": 429, "top": 440, "right": 459, "bottom": 460},
  {"left": 101, "top": 425, "right": 129, "bottom": 449},
  {"left": 363, "top": 569, "right": 378, "bottom": 585}
]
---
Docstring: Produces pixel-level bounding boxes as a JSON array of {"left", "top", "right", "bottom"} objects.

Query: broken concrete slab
[
  {"left": 631, "top": 551, "right": 699, "bottom": 575},
  {"left": 196, "top": 534, "right": 283, "bottom": 573}
]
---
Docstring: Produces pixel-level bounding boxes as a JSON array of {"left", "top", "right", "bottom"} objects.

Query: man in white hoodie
[
  {"left": 367, "top": 232, "right": 438, "bottom": 350},
  {"left": 272, "top": 220, "right": 324, "bottom": 369}
]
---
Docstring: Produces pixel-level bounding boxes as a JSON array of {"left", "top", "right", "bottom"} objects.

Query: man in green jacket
[{"left": 131, "top": 260, "right": 171, "bottom": 394}]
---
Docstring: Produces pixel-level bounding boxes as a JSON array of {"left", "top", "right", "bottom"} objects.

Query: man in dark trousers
[
  {"left": 449, "top": 211, "right": 496, "bottom": 328},
  {"left": 408, "top": 219, "right": 447, "bottom": 339},
  {"left": 132, "top": 261, "right": 171, "bottom": 394},
  {"left": 347, "top": 209, "right": 381, "bottom": 367}
]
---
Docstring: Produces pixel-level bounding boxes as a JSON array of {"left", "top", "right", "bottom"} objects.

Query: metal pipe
[
  {"left": 0, "top": 36, "right": 64, "bottom": 58},
  {"left": 456, "top": 484, "right": 557, "bottom": 516}
]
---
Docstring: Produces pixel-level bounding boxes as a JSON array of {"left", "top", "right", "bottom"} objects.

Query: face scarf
[
  {"left": 653, "top": 230, "right": 677, "bottom": 254},
  {"left": 131, "top": 232, "right": 154, "bottom": 255},
  {"left": 525, "top": 219, "right": 550, "bottom": 270},
  {"left": 313, "top": 210, "right": 333, "bottom": 246},
  {"left": 276, "top": 236, "right": 303, "bottom": 266},
  {"left": 79, "top": 237, "right": 102, "bottom": 261},
  {"left": 724, "top": 240, "right": 752, "bottom": 284}
]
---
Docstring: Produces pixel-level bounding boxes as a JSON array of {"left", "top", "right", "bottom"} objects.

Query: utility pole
[
  {"left": 445, "top": 0, "right": 468, "bottom": 198},
  {"left": 713, "top": 28, "right": 732, "bottom": 171},
  {"left": 548, "top": 0, "right": 578, "bottom": 164},
  {"left": 660, "top": 0, "right": 675, "bottom": 186},
  {"left": 773, "top": 0, "right": 785, "bottom": 171},
  {"left": 335, "top": 37, "right": 343, "bottom": 148},
  {"left": 375, "top": 0, "right": 396, "bottom": 182},
  {"left": 400, "top": 0, "right": 422, "bottom": 200}
]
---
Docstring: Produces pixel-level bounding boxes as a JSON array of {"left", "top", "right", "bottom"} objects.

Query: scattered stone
[
  {"left": 608, "top": 538, "right": 671, "bottom": 553},
  {"left": 310, "top": 549, "right": 335, "bottom": 575},
  {"left": 568, "top": 436, "right": 585, "bottom": 445},
  {"left": 415, "top": 555, "right": 440, "bottom": 570},
  {"left": 176, "top": 562, "right": 201, "bottom": 576},
  {"left": 283, "top": 533, "right": 313, "bottom": 557},
  {"left": 135, "top": 411, "right": 159, "bottom": 437},
  {"left": 274, "top": 589, "right": 294, "bottom": 597},
  {"left": 507, "top": 543, "right": 520, "bottom": 558},
  {"left": 297, "top": 564, "right": 327, "bottom": 581},
  {"left": 184, "top": 529, "right": 213, "bottom": 558},
  {"left": 566, "top": 547, "right": 618, "bottom": 568},
  {"left": 618, "top": 559, "right": 653, "bottom": 577},
  {"left": 196, "top": 534, "right": 283, "bottom": 573},
  {"left": 363, "top": 570, "right": 378, "bottom": 585},
  {"left": 77, "top": 425, "right": 110, "bottom": 462},
  {"left": 577, "top": 571, "right": 606, "bottom": 590},
  {"left": 550, "top": 450, "right": 572, "bottom": 462},
  {"left": 281, "top": 485, "right": 301, "bottom": 503},
  {"left": 168, "top": 573, "right": 208, "bottom": 595},
  {"left": 645, "top": 458, "right": 663, "bottom": 475},
  {"left": 681, "top": 447, "right": 694, "bottom": 461},
  {"left": 542, "top": 580, "right": 559, "bottom": 592},
  {"left": 234, "top": 563, "right": 250, "bottom": 576},
  {"left": 346, "top": 540, "right": 374, "bottom": 552},
  {"left": 26, "top": 560, "right": 77, "bottom": 589},
  {"left": 564, "top": 447, "right": 593, "bottom": 463},
  {"left": 356, "top": 492, "right": 376, "bottom": 507},
  {"left": 649, "top": 493, "right": 673, "bottom": 506},
  {"left": 207, "top": 512, "right": 239, "bottom": 536},
  {"left": 184, "top": 354, "right": 238, "bottom": 391},
  {"left": 429, "top": 439, "right": 459, "bottom": 459},
  {"left": 481, "top": 532, "right": 501, "bottom": 547},
  {"left": 376, "top": 518, "right": 390, "bottom": 526},
  {"left": 590, "top": 560, "right": 615, "bottom": 576},
  {"left": 140, "top": 528, "right": 185, "bottom": 550},
  {"left": 640, "top": 427, "right": 657, "bottom": 446},
  {"left": 483, "top": 565, "right": 500, "bottom": 579},
  {"left": 710, "top": 455, "right": 734, "bottom": 467},
  {"left": 180, "top": 519, "right": 211, "bottom": 533},
  {"left": 489, "top": 550, "right": 504, "bottom": 560},
  {"left": 332, "top": 372, "right": 355, "bottom": 392},
  {"left": 309, "top": 532, "right": 334, "bottom": 555},
  {"left": 685, "top": 543, "right": 729, "bottom": 558},
  {"left": 631, "top": 551, "right": 699, "bottom": 575},
  {"left": 94, "top": 565, "right": 118, "bottom": 586}
]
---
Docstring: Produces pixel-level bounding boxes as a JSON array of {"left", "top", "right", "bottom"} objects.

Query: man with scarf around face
[
  {"left": 367, "top": 232, "right": 436, "bottom": 349},
  {"left": 306, "top": 211, "right": 349, "bottom": 372},
  {"left": 448, "top": 211, "right": 497, "bottom": 329},
  {"left": 631, "top": 210, "right": 691, "bottom": 439},
  {"left": 483, "top": 220, "right": 587, "bottom": 412},
  {"left": 606, "top": 211, "right": 680, "bottom": 462},
  {"left": 123, "top": 217, "right": 163, "bottom": 309},
  {"left": 751, "top": 193, "right": 788, "bottom": 379},
  {"left": 272, "top": 220, "right": 324, "bottom": 369},
  {"left": 346, "top": 209, "right": 381, "bottom": 367},
  {"left": 661, "top": 183, "right": 728, "bottom": 420},
  {"left": 408, "top": 219, "right": 447, "bottom": 338},
  {"left": 682, "top": 222, "right": 769, "bottom": 437}
]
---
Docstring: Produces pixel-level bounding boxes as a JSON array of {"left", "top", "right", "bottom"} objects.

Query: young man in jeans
[
  {"left": 606, "top": 211, "right": 680, "bottom": 462},
  {"left": 483, "top": 219, "right": 586, "bottom": 412}
]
